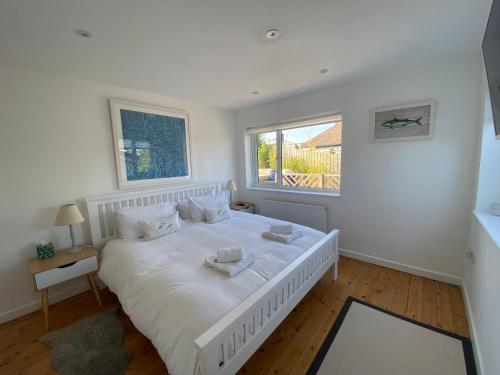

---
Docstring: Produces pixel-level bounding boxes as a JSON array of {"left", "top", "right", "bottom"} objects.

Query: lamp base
[
  {"left": 66, "top": 246, "right": 81, "bottom": 254},
  {"left": 67, "top": 224, "right": 81, "bottom": 253}
]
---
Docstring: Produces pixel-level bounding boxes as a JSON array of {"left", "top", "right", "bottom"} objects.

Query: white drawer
[{"left": 34, "top": 256, "right": 98, "bottom": 290}]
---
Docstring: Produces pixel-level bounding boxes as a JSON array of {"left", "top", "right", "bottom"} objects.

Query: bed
[{"left": 85, "top": 181, "right": 339, "bottom": 375}]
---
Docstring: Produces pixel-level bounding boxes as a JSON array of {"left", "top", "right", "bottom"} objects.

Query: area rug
[
  {"left": 42, "top": 308, "right": 131, "bottom": 375},
  {"left": 307, "top": 297, "right": 476, "bottom": 375}
]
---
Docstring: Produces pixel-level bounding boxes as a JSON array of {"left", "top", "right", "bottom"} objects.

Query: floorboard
[{"left": 0, "top": 256, "right": 469, "bottom": 375}]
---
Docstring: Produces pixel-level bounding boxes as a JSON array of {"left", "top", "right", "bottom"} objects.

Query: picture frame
[
  {"left": 109, "top": 98, "right": 193, "bottom": 189},
  {"left": 371, "top": 100, "right": 436, "bottom": 143}
]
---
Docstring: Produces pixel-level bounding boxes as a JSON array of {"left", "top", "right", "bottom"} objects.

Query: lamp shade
[
  {"left": 225, "top": 179, "right": 237, "bottom": 192},
  {"left": 54, "top": 204, "right": 85, "bottom": 226}
]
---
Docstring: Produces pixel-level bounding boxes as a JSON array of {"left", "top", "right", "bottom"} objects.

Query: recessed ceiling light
[
  {"left": 74, "top": 29, "right": 92, "bottom": 38},
  {"left": 252, "top": 91, "right": 259, "bottom": 95},
  {"left": 265, "top": 29, "right": 280, "bottom": 40},
  {"left": 319, "top": 68, "right": 329, "bottom": 74}
]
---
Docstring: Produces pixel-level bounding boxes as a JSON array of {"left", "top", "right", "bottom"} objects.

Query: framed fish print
[
  {"left": 109, "top": 98, "right": 193, "bottom": 189},
  {"left": 372, "top": 100, "right": 436, "bottom": 142}
]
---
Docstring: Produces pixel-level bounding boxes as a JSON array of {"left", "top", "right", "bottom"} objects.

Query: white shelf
[{"left": 474, "top": 210, "right": 500, "bottom": 250}]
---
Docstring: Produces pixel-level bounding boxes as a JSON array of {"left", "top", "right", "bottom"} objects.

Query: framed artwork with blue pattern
[{"left": 110, "top": 99, "right": 192, "bottom": 189}]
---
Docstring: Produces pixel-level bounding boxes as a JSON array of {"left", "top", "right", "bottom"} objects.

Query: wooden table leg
[
  {"left": 41, "top": 289, "right": 49, "bottom": 330},
  {"left": 87, "top": 273, "right": 102, "bottom": 307}
]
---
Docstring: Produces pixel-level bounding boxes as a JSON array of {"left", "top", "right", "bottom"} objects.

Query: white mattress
[{"left": 98, "top": 211, "right": 333, "bottom": 375}]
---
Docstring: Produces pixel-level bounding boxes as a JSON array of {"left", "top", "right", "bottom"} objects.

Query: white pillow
[
  {"left": 114, "top": 202, "right": 177, "bottom": 239},
  {"left": 189, "top": 192, "right": 228, "bottom": 221},
  {"left": 205, "top": 203, "right": 231, "bottom": 224},
  {"left": 177, "top": 200, "right": 192, "bottom": 220},
  {"left": 140, "top": 212, "right": 181, "bottom": 240}
]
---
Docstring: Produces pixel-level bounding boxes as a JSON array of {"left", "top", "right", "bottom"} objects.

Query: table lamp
[
  {"left": 54, "top": 204, "right": 85, "bottom": 253},
  {"left": 225, "top": 179, "right": 237, "bottom": 204}
]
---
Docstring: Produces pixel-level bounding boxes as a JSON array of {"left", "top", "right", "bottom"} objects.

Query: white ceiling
[{"left": 0, "top": 0, "right": 492, "bottom": 109}]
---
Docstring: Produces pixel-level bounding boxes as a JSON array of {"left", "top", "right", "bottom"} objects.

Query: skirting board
[
  {"left": 461, "top": 281, "right": 484, "bottom": 375},
  {"left": 0, "top": 281, "right": 90, "bottom": 325},
  {"left": 339, "top": 248, "right": 462, "bottom": 286}
]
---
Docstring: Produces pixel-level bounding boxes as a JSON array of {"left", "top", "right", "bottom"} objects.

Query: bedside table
[
  {"left": 29, "top": 245, "right": 102, "bottom": 330},
  {"left": 230, "top": 202, "right": 255, "bottom": 214}
]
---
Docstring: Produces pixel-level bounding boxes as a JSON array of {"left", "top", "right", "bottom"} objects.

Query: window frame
[
  {"left": 252, "top": 130, "right": 281, "bottom": 187},
  {"left": 248, "top": 113, "right": 342, "bottom": 195}
]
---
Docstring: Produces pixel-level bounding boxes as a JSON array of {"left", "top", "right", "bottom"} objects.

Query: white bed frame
[{"left": 85, "top": 181, "right": 339, "bottom": 375}]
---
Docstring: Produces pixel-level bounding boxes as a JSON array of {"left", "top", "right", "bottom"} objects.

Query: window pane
[
  {"left": 281, "top": 122, "right": 342, "bottom": 190},
  {"left": 256, "top": 131, "right": 277, "bottom": 184}
]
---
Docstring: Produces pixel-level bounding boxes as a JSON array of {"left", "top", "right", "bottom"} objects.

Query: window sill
[
  {"left": 247, "top": 186, "right": 340, "bottom": 198},
  {"left": 473, "top": 210, "right": 500, "bottom": 250}
]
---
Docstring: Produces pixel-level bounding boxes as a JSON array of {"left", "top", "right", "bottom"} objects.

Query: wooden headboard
[{"left": 85, "top": 181, "right": 222, "bottom": 249}]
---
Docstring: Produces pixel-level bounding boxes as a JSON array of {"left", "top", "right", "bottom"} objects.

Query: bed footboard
[{"left": 194, "top": 230, "right": 339, "bottom": 375}]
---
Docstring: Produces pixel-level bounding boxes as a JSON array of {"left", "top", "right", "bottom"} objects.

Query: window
[
  {"left": 256, "top": 131, "right": 277, "bottom": 184},
  {"left": 249, "top": 114, "right": 342, "bottom": 193}
]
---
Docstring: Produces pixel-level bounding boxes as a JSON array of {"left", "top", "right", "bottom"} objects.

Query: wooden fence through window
[
  {"left": 258, "top": 146, "right": 341, "bottom": 189},
  {"left": 282, "top": 147, "right": 341, "bottom": 175},
  {"left": 282, "top": 173, "right": 340, "bottom": 189}
]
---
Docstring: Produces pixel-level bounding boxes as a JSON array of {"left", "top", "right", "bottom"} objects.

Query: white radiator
[{"left": 257, "top": 199, "right": 328, "bottom": 233}]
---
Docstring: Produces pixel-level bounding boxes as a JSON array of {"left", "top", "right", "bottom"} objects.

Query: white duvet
[{"left": 98, "top": 211, "right": 333, "bottom": 375}]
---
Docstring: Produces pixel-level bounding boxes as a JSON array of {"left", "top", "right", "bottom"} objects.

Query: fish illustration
[{"left": 379, "top": 117, "right": 425, "bottom": 129}]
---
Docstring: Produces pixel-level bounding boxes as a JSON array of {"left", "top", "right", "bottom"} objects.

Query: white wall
[
  {"left": 0, "top": 65, "right": 237, "bottom": 322},
  {"left": 474, "top": 72, "right": 500, "bottom": 213},
  {"left": 236, "top": 55, "right": 482, "bottom": 282},
  {"left": 465, "top": 220, "right": 500, "bottom": 375},
  {"left": 463, "top": 67, "right": 500, "bottom": 375}
]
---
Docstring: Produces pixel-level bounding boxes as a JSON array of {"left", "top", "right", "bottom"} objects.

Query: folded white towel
[
  {"left": 216, "top": 246, "right": 243, "bottom": 263},
  {"left": 204, "top": 252, "right": 255, "bottom": 277},
  {"left": 262, "top": 231, "right": 303, "bottom": 244},
  {"left": 269, "top": 224, "right": 293, "bottom": 235}
]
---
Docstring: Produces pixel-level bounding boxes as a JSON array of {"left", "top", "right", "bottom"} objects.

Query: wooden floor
[{"left": 0, "top": 256, "right": 469, "bottom": 375}]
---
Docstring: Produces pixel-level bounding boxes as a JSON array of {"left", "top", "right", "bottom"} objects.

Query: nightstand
[
  {"left": 230, "top": 202, "right": 255, "bottom": 214},
  {"left": 29, "top": 245, "right": 102, "bottom": 330}
]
